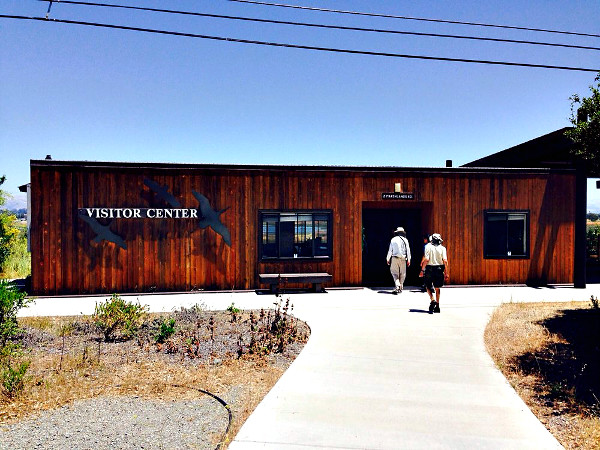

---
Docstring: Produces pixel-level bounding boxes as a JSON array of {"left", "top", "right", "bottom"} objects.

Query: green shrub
[
  {"left": 0, "top": 279, "right": 30, "bottom": 346},
  {"left": 154, "top": 318, "right": 176, "bottom": 343},
  {"left": 93, "top": 294, "right": 148, "bottom": 342},
  {"left": 1, "top": 358, "right": 30, "bottom": 398}
]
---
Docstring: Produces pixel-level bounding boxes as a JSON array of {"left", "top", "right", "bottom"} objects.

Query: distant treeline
[{"left": 589, "top": 212, "right": 600, "bottom": 222}]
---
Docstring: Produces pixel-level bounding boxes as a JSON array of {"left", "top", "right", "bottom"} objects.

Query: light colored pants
[{"left": 390, "top": 256, "right": 407, "bottom": 291}]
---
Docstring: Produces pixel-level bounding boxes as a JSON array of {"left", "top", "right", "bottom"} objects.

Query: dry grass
[
  {"left": 485, "top": 300, "right": 600, "bottom": 449},
  {"left": 1, "top": 305, "right": 309, "bottom": 447}
]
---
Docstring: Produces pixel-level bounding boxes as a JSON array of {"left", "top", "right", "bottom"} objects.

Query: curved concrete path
[{"left": 21, "top": 285, "right": 600, "bottom": 449}]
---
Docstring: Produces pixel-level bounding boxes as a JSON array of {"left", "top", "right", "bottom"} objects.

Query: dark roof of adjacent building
[{"left": 462, "top": 127, "right": 579, "bottom": 171}]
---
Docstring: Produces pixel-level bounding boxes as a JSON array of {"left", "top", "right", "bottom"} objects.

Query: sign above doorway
[{"left": 382, "top": 192, "right": 415, "bottom": 200}]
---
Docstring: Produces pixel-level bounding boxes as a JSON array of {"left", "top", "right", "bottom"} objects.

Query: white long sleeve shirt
[{"left": 386, "top": 236, "right": 411, "bottom": 264}]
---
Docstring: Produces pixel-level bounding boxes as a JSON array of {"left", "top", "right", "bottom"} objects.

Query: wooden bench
[{"left": 258, "top": 273, "right": 333, "bottom": 293}]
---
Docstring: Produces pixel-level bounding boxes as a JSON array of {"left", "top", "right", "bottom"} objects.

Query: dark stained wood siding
[{"left": 29, "top": 162, "right": 576, "bottom": 295}]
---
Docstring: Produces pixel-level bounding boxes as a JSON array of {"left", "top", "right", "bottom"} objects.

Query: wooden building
[{"left": 27, "top": 153, "right": 582, "bottom": 295}]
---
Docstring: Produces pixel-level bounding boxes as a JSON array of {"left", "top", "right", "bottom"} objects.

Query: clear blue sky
[{"left": 1, "top": 0, "right": 599, "bottom": 210}]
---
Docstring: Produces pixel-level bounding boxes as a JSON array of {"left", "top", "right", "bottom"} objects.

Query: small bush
[
  {"left": 154, "top": 318, "right": 176, "bottom": 343},
  {"left": 0, "top": 279, "right": 30, "bottom": 346},
  {"left": 1, "top": 358, "right": 30, "bottom": 398},
  {"left": 93, "top": 294, "right": 148, "bottom": 342}
]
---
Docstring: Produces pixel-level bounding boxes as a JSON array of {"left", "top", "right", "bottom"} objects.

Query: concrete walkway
[{"left": 20, "top": 285, "right": 600, "bottom": 449}]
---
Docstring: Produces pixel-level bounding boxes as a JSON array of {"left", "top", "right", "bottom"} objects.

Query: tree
[
  {"left": 0, "top": 175, "right": 6, "bottom": 208},
  {"left": 565, "top": 73, "right": 600, "bottom": 174},
  {"left": 0, "top": 177, "right": 23, "bottom": 275}
]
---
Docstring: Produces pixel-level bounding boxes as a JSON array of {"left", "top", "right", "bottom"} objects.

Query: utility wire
[
  {"left": 226, "top": 0, "right": 600, "bottom": 39},
  {"left": 2, "top": 15, "right": 598, "bottom": 72},
  {"left": 34, "top": 0, "right": 600, "bottom": 52}
]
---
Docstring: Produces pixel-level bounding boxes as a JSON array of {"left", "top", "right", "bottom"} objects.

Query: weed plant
[
  {"left": 248, "top": 297, "right": 300, "bottom": 356},
  {"left": 154, "top": 318, "right": 176, "bottom": 344},
  {"left": 227, "top": 303, "right": 241, "bottom": 323}
]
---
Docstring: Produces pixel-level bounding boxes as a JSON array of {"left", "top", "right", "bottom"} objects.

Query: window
[
  {"left": 260, "top": 211, "right": 332, "bottom": 260},
  {"left": 484, "top": 210, "right": 529, "bottom": 258}
]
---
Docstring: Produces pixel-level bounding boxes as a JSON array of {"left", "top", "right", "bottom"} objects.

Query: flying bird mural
[
  {"left": 79, "top": 214, "right": 128, "bottom": 250},
  {"left": 144, "top": 178, "right": 181, "bottom": 207},
  {"left": 192, "top": 191, "right": 231, "bottom": 246}
]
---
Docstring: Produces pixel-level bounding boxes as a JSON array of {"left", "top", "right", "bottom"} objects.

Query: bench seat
[{"left": 258, "top": 273, "right": 332, "bottom": 293}]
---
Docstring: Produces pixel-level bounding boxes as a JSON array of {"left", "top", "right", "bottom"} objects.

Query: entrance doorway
[{"left": 362, "top": 206, "right": 426, "bottom": 287}]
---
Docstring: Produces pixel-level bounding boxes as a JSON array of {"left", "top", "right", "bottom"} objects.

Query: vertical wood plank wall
[{"left": 30, "top": 163, "right": 576, "bottom": 295}]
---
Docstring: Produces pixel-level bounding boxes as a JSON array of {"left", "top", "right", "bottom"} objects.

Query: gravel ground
[{"left": 0, "top": 395, "right": 230, "bottom": 450}]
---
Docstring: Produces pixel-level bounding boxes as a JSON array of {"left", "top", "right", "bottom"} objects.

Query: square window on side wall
[{"left": 484, "top": 210, "right": 529, "bottom": 259}]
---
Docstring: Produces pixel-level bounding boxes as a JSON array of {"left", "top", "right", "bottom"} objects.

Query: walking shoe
[
  {"left": 392, "top": 288, "right": 399, "bottom": 295},
  {"left": 428, "top": 301, "right": 436, "bottom": 314},
  {"left": 434, "top": 302, "right": 440, "bottom": 313}
]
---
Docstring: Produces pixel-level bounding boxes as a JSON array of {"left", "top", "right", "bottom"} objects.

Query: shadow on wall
[{"left": 527, "top": 175, "right": 567, "bottom": 286}]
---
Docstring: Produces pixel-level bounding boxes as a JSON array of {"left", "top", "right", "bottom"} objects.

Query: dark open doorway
[{"left": 362, "top": 206, "right": 426, "bottom": 287}]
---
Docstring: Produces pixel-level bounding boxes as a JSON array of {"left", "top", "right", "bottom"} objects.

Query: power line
[
  {"left": 226, "top": 0, "right": 600, "bottom": 39},
  {"left": 34, "top": 0, "right": 600, "bottom": 52},
  {"left": 2, "top": 15, "right": 599, "bottom": 73}
]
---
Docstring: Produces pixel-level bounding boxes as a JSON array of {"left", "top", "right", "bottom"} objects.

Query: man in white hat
[
  {"left": 386, "top": 227, "right": 411, "bottom": 294},
  {"left": 420, "top": 233, "right": 449, "bottom": 313}
]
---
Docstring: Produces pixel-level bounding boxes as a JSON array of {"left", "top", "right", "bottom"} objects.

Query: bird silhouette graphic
[
  {"left": 79, "top": 214, "right": 128, "bottom": 250},
  {"left": 192, "top": 191, "right": 231, "bottom": 246},
  {"left": 143, "top": 179, "right": 181, "bottom": 207}
]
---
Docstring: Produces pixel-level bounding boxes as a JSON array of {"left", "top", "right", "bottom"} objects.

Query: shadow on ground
[{"left": 515, "top": 305, "right": 600, "bottom": 415}]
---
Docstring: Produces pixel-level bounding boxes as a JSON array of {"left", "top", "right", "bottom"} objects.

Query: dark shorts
[{"left": 424, "top": 265, "right": 445, "bottom": 289}]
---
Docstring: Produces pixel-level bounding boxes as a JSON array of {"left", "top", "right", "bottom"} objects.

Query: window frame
[
  {"left": 483, "top": 209, "right": 530, "bottom": 259},
  {"left": 258, "top": 209, "right": 333, "bottom": 262}
]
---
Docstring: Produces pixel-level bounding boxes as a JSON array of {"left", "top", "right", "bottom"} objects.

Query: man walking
[
  {"left": 386, "top": 227, "right": 411, "bottom": 294},
  {"left": 420, "top": 233, "right": 449, "bottom": 313}
]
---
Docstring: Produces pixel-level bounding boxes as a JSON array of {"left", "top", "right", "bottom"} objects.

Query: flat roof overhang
[{"left": 30, "top": 159, "right": 576, "bottom": 176}]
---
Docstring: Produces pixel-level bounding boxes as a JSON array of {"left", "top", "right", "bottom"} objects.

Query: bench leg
[
  {"left": 269, "top": 283, "right": 279, "bottom": 294},
  {"left": 313, "top": 282, "right": 323, "bottom": 293}
]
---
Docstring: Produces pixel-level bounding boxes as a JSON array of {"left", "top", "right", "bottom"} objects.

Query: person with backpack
[
  {"left": 386, "top": 227, "right": 411, "bottom": 294},
  {"left": 420, "top": 233, "right": 449, "bottom": 313}
]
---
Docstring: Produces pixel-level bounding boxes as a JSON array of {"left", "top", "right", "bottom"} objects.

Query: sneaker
[
  {"left": 392, "top": 289, "right": 399, "bottom": 295},
  {"left": 428, "top": 301, "right": 435, "bottom": 314},
  {"left": 434, "top": 303, "right": 440, "bottom": 313}
]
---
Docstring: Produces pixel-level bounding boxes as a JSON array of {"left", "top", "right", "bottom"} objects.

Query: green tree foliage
[
  {"left": 588, "top": 223, "right": 600, "bottom": 260},
  {"left": 565, "top": 73, "right": 600, "bottom": 174},
  {"left": 0, "top": 176, "right": 30, "bottom": 278}
]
